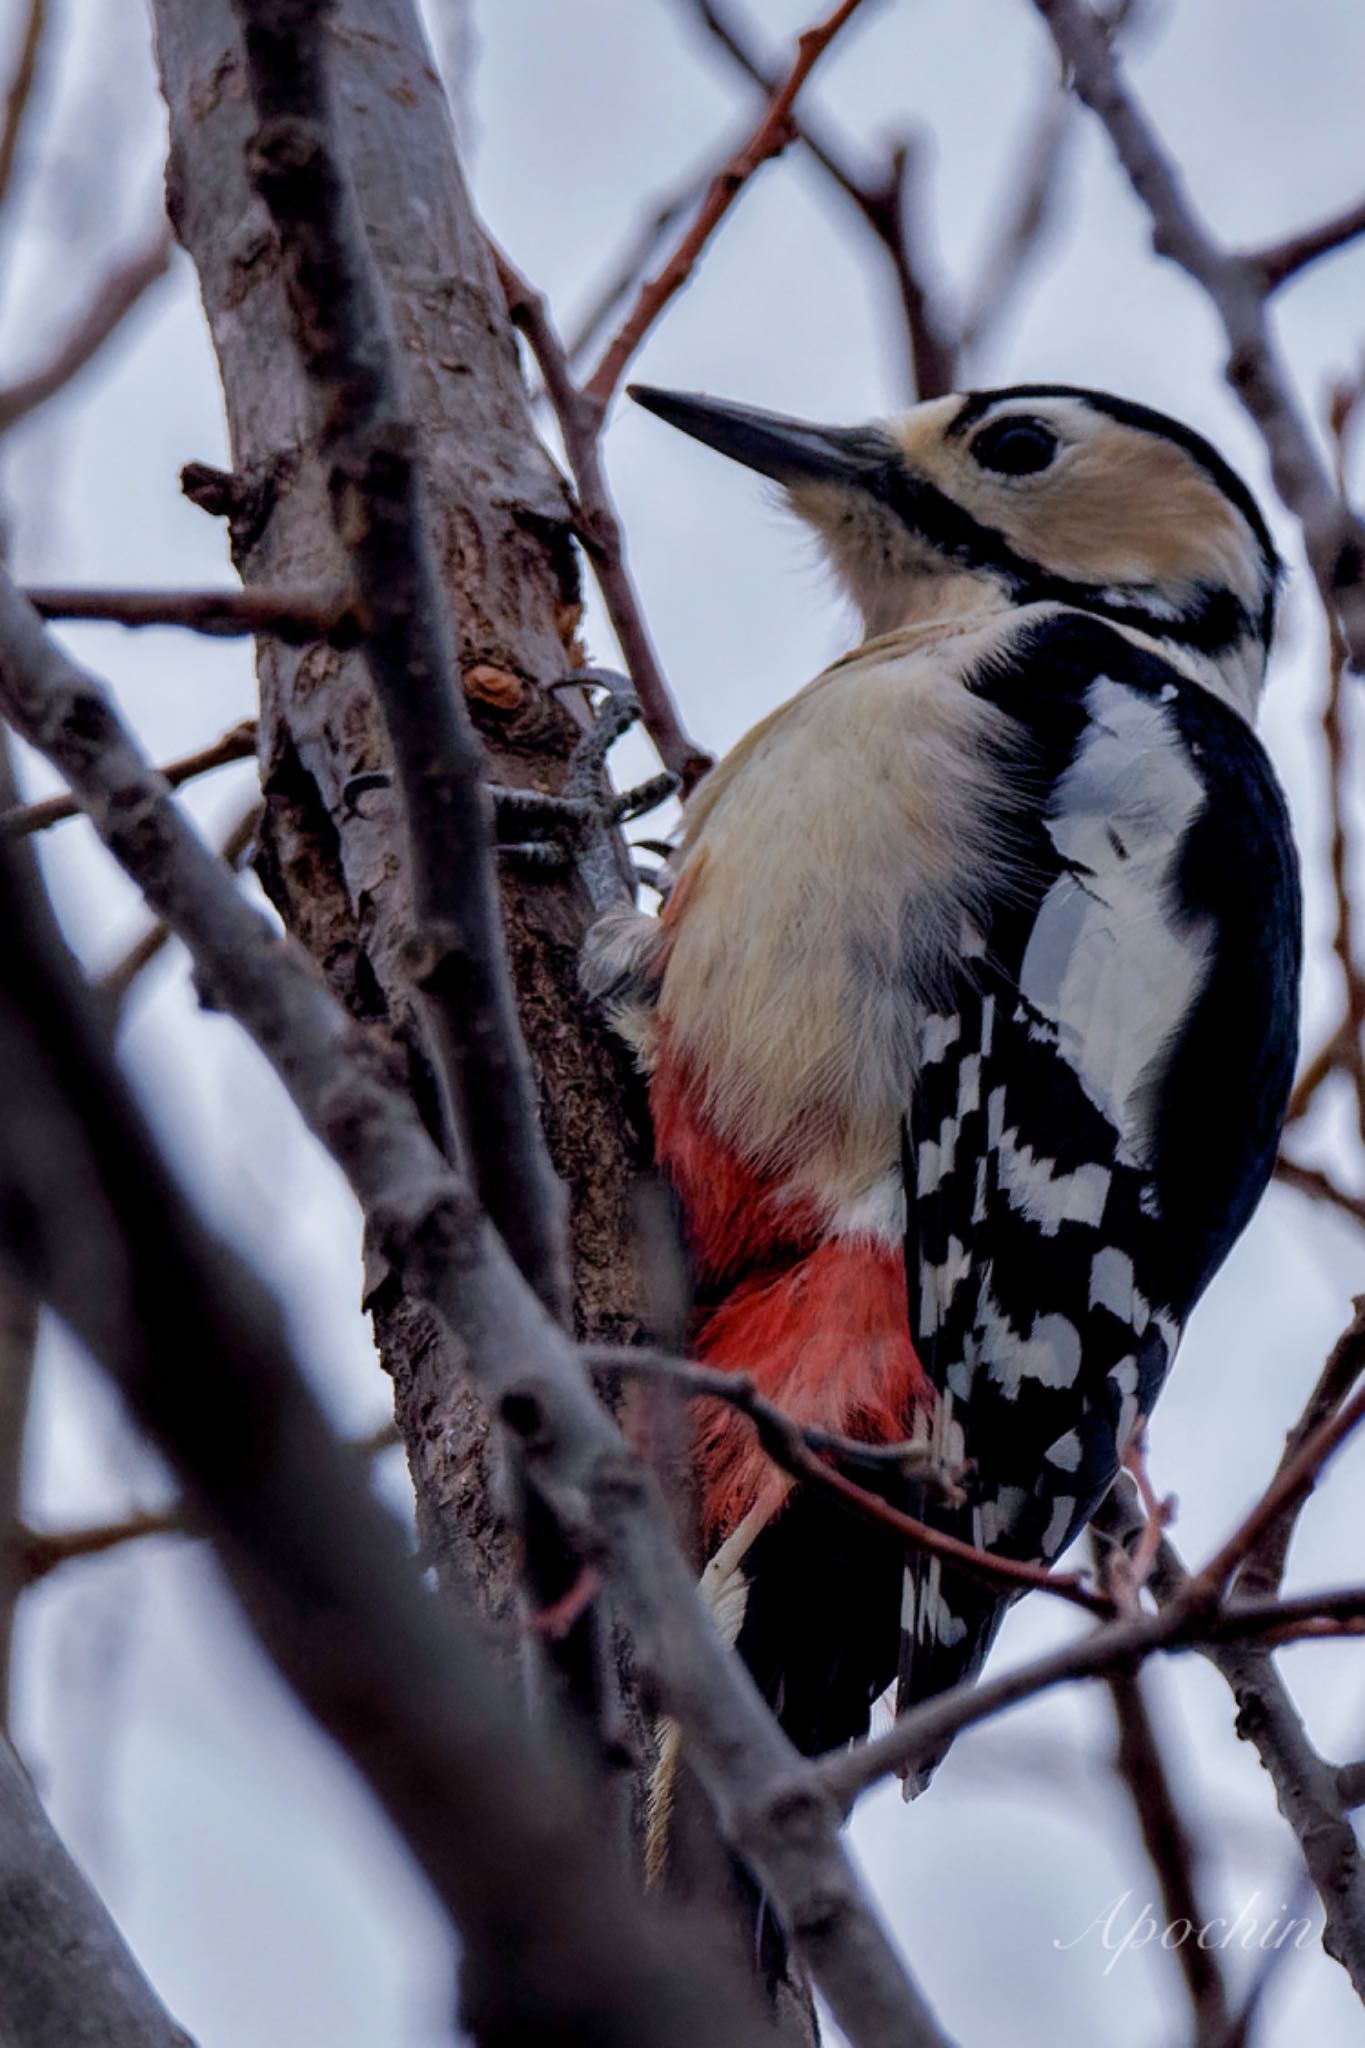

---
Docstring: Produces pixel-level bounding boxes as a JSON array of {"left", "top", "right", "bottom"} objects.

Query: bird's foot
[{"left": 492, "top": 667, "right": 679, "bottom": 905}]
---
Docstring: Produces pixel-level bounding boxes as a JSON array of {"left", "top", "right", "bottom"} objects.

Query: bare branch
[
  {"left": 0, "top": 811, "right": 779, "bottom": 2048},
  {"left": 587, "top": 1343, "right": 963, "bottom": 1493},
  {"left": 0, "top": 0, "right": 45, "bottom": 214},
  {"left": 559, "top": 135, "right": 740, "bottom": 374},
  {"left": 1231, "top": 1296, "right": 1365, "bottom": 1601},
  {"left": 588, "top": 1341, "right": 1106, "bottom": 1615},
  {"left": 586, "top": 0, "right": 876, "bottom": 412},
  {"left": 14, "top": 1508, "right": 182, "bottom": 1582},
  {"left": 1, "top": 720, "right": 258, "bottom": 836},
  {"left": 23, "top": 585, "right": 362, "bottom": 645},
  {"left": 1095, "top": 1533, "right": 1233, "bottom": 2046},
  {"left": 0, "top": 574, "right": 951, "bottom": 2048},
  {"left": 1253, "top": 194, "right": 1365, "bottom": 292},
  {"left": 10, "top": 1419, "right": 399, "bottom": 1586},
  {"left": 233, "top": 0, "right": 569, "bottom": 1316},
  {"left": 1097, "top": 1480, "right": 1365, "bottom": 2002},
  {"left": 1185, "top": 1311, "right": 1365, "bottom": 1606},
  {"left": 669, "top": 0, "right": 956, "bottom": 398},
  {"left": 0, "top": 221, "right": 174, "bottom": 435},
  {"left": 1272, "top": 1154, "right": 1365, "bottom": 1229},
  {"left": 0, "top": 1731, "right": 196, "bottom": 2048},
  {"left": 1030, "top": 0, "right": 1365, "bottom": 670},
  {"left": 96, "top": 799, "right": 261, "bottom": 1013},
  {"left": 497, "top": 252, "right": 713, "bottom": 788}
]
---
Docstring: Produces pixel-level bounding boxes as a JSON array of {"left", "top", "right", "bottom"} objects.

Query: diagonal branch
[
  {"left": 1093, "top": 1533, "right": 1232, "bottom": 2046},
  {"left": 96, "top": 799, "right": 261, "bottom": 1013},
  {"left": 232, "top": 0, "right": 569, "bottom": 1316},
  {"left": 586, "top": 0, "right": 876, "bottom": 413},
  {"left": 1230, "top": 1296, "right": 1365, "bottom": 1601},
  {"left": 671, "top": 0, "right": 956, "bottom": 398},
  {"left": 0, "top": 0, "right": 45, "bottom": 215},
  {"left": 1252, "top": 194, "right": 1365, "bottom": 291},
  {"left": 0, "top": 1730, "right": 197, "bottom": 2048},
  {"left": 0, "top": 574, "right": 951, "bottom": 2048},
  {"left": 0, "top": 796, "right": 774, "bottom": 2048},
  {"left": 588, "top": 1342, "right": 1107, "bottom": 1615},
  {"left": 496, "top": 252, "right": 712, "bottom": 789},
  {"left": 1273, "top": 1154, "right": 1365, "bottom": 1229},
  {"left": 1030, "top": 0, "right": 1365, "bottom": 670},
  {"left": 1095, "top": 1478, "right": 1365, "bottom": 2004},
  {"left": 1, "top": 720, "right": 258, "bottom": 835}
]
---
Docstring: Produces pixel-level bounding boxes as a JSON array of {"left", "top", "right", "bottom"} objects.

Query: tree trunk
[{"left": 151, "top": 0, "right": 650, "bottom": 1625}]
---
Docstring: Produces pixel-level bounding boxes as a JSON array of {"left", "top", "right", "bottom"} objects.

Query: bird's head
[{"left": 629, "top": 382, "right": 1279, "bottom": 717}]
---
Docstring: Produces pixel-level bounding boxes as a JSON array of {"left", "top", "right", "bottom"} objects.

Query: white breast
[{"left": 657, "top": 613, "right": 1024, "bottom": 1213}]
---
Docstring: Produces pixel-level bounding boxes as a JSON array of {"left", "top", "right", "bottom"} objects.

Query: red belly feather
[{"left": 650, "top": 1035, "right": 929, "bottom": 1542}]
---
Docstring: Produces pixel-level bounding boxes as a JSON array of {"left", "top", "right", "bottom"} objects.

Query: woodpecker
[{"left": 586, "top": 383, "right": 1300, "bottom": 1822}]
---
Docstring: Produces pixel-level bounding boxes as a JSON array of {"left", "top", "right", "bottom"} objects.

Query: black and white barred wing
[{"left": 899, "top": 665, "right": 1219, "bottom": 1720}]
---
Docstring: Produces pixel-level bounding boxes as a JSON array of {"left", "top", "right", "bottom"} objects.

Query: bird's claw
[{"left": 491, "top": 668, "right": 678, "bottom": 906}]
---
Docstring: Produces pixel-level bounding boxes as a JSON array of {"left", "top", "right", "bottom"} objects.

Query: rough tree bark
[{"left": 151, "top": 0, "right": 651, "bottom": 1620}]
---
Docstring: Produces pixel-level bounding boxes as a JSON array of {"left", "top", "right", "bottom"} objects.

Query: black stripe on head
[
  {"left": 949, "top": 386, "right": 1281, "bottom": 584},
  {"left": 860, "top": 457, "right": 1264, "bottom": 657}
]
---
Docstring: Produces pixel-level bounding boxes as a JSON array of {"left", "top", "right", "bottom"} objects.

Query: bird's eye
[{"left": 970, "top": 417, "right": 1058, "bottom": 477}]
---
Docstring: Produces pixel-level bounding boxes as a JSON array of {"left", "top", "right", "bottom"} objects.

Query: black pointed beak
[{"left": 628, "top": 384, "right": 886, "bottom": 488}]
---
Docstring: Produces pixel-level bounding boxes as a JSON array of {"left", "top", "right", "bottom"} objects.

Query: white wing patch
[{"left": 1020, "top": 677, "right": 1210, "bottom": 1167}]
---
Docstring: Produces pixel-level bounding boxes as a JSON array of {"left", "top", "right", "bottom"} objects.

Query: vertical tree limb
[{"left": 152, "top": 0, "right": 650, "bottom": 1626}]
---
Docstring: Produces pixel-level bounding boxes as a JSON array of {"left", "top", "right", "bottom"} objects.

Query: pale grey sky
[{"left": 4, "top": 3, "right": 1365, "bottom": 2044}]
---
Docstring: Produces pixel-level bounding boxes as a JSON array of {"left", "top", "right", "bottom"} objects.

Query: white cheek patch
[{"left": 1020, "top": 678, "right": 1211, "bottom": 1165}]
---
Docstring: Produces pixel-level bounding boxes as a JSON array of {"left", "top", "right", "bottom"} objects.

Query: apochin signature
[{"left": 1055, "top": 1889, "right": 1317, "bottom": 1975}]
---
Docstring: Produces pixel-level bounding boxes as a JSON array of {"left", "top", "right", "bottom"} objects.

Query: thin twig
[
  {"left": 1252, "top": 194, "right": 1365, "bottom": 291},
  {"left": 586, "top": 0, "right": 875, "bottom": 412},
  {"left": 586, "top": 1345, "right": 962, "bottom": 1491},
  {"left": 1030, "top": 0, "right": 1365, "bottom": 669},
  {"left": 235, "top": 0, "right": 570, "bottom": 1316},
  {"left": 1095, "top": 1535, "right": 1233, "bottom": 2046},
  {"left": 559, "top": 132, "right": 746, "bottom": 375},
  {"left": 0, "top": 0, "right": 45, "bottom": 214},
  {"left": 24, "top": 585, "right": 362, "bottom": 645},
  {"left": 1096, "top": 1479, "right": 1365, "bottom": 2003},
  {"left": 1284, "top": 1019, "right": 1352, "bottom": 1126},
  {"left": 497, "top": 250, "right": 713, "bottom": 788},
  {"left": 1230, "top": 1296, "right": 1365, "bottom": 1601},
  {"left": 1273, "top": 1154, "right": 1365, "bottom": 1230},
  {"left": 0, "top": 220, "right": 174, "bottom": 435},
  {"left": 587, "top": 1341, "right": 1106, "bottom": 1615},
  {"left": 1186, "top": 1338, "right": 1365, "bottom": 1606},
  {"left": 1, "top": 720, "right": 258, "bottom": 835},
  {"left": 9, "top": 1419, "right": 400, "bottom": 1586},
  {"left": 672, "top": 0, "right": 955, "bottom": 398}
]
